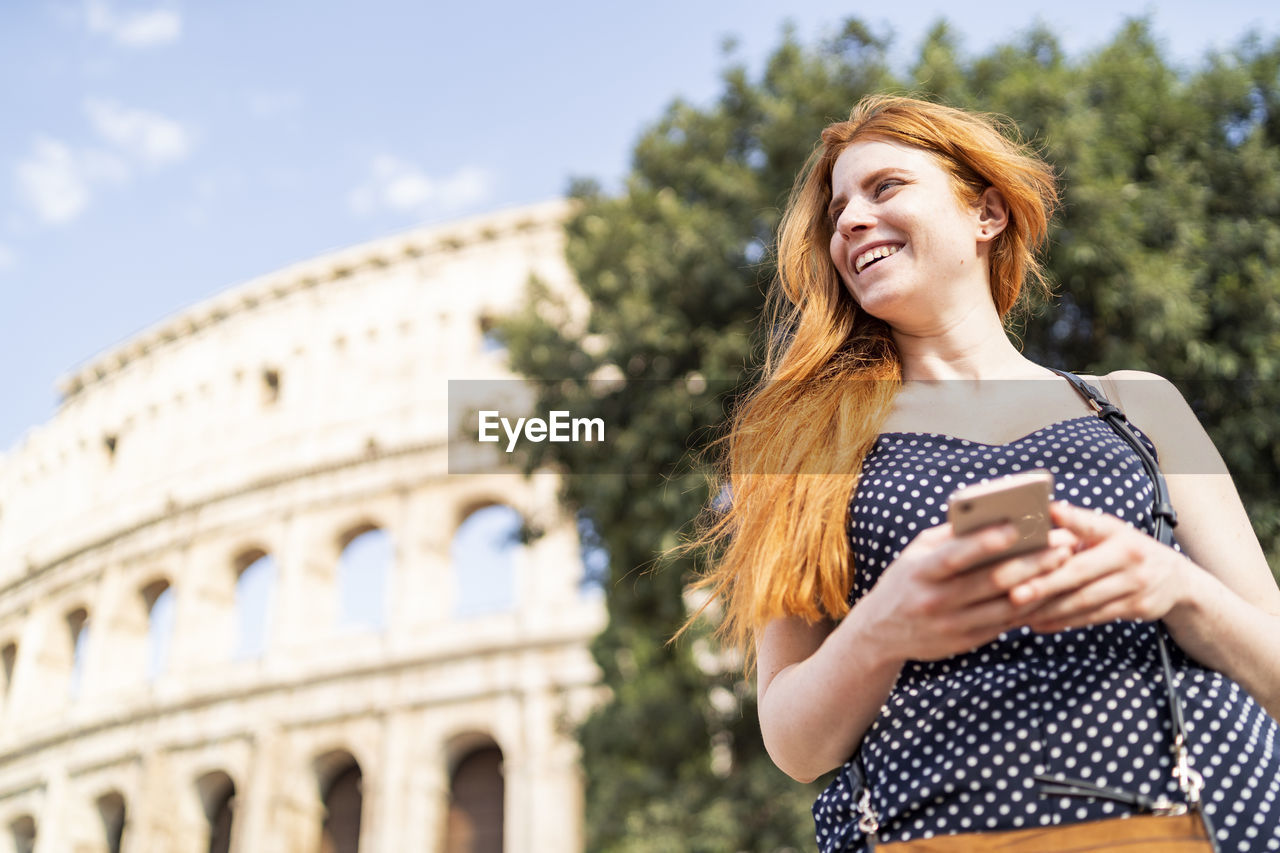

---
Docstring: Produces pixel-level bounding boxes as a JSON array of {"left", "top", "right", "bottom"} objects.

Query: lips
[{"left": 854, "top": 242, "right": 904, "bottom": 275}]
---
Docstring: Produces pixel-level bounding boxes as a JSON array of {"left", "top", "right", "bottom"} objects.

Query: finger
[
  {"left": 1049, "top": 501, "right": 1125, "bottom": 546},
  {"left": 946, "top": 594, "right": 1029, "bottom": 641},
  {"left": 1047, "top": 527, "right": 1081, "bottom": 552},
  {"left": 905, "top": 521, "right": 954, "bottom": 548},
  {"left": 1008, "top": 537, "right": 1130, "bottom": 606},
  {"left": 921, "top": 523, "right": 1020, "bottom": 581},
  {"left": 1028, "top": 590, "right": 1141, "bottom": 634},
  {"left": 951, "top": 545, "right": 1072, "bottom": 607},
  {"left": 1023, "top": 570, "right": 1141, "bottom": 627},
  {"left": 893, "top": 521, "right": 954, "bottom": 564}
]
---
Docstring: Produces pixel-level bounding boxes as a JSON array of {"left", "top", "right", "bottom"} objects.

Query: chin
[{"left": 849, "top": 289, "right": 900, "bottom": 323}]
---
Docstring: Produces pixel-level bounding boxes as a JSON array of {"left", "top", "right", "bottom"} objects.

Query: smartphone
[{"left": 947, "top": 469, "right": 1054, "bottom": 564}]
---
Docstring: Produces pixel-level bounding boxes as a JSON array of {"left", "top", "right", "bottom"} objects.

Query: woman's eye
[
  {"left": 874, "top": 179, "right": 901, "bottom": 198},
  {"left": 828, "top": 207, "right": 844, "bottom": 226}
]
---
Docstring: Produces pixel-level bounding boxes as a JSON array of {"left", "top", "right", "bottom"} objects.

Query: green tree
[
  {"left": 974, "top": 21, "right": 1280, "bottom": 555},
  {"left": 500, "top": 17, "right": 1280, "bottom": 850}
]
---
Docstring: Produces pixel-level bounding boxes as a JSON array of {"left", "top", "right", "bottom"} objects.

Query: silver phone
[{"left": 947, "top": 469, "right": 1054, "bottom": 564}]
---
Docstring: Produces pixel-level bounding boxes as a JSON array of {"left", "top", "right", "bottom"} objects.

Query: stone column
[
  {"left": 10, "top": 603, "right": 68, "bottom": 725},
  {"left": 33, "top": 767, "right": 68, "bottom": 853},
  {"left": 268, "top": 511, "right": 335, "bottom": 657},
  {"left": 168, "top": 541, "right": 234, "bottom": 671},
  {"left": 357, "top": 766, "right": 380, "bottom": 853},
  {"left": 529, "top": 687, "right": 587, "bottom": 853},
  {"left": 384, "top": 488, "right": 414, "bottom": 642},
  {"left": 372, "top": 711, "right": 407, "bottom": 852},
  {"left": 409, "top": 734, "right": 449, "bottom": 853},
  {"left": 236, "top": 728, "right": 322, "bottom": 853},
  {"left": 81, "top": 565, "right": 145, "bottom": 699},
  {"left": 129, "top": 750, "right": 180, "bottom": 853},
  {"left": 391, "top": 486, "right": 453, "bottom": 637},
  {"left": 496, "top": 693, "right": 531, "bottom": 853}
]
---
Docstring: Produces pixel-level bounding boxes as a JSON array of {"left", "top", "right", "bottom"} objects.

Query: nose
[{"left": 833, "top": 198, "right": 873, "bottom": 236}]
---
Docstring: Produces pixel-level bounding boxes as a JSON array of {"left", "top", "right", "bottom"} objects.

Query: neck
[{"left": 889, "top": 301, "right": 1048, "bottom": 382}]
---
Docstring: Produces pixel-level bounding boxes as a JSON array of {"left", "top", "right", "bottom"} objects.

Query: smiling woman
[
  {"left": 827, "top": 138, "right": 1009, "bottom": 326},
  {"left": 685, "top": 95, "right": 1280, "bottom": 852}
]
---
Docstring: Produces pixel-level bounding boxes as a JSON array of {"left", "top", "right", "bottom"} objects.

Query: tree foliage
[{"left": 499, "top": 17, "right": 1280, "bottom": 851}]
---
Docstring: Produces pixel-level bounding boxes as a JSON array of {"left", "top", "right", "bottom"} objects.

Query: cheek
[{"left": 829, "top": 235, "right": 847, "bottom": 276}]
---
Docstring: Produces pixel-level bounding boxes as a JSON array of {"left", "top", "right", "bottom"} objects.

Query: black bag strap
[
  {"left": 1049, "top": 369, "right": 1215, "bottom": 846},
  {"left": 1049, "top": 369, "right": 1180, "bottom": 539},
  {"left": 1048, "top": 370, "right": 1188, "bottom": 741}
]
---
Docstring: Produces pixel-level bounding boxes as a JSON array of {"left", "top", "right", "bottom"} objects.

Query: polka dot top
[{"left": 811, "top": 414, "right": 1280, "bottom": 852}]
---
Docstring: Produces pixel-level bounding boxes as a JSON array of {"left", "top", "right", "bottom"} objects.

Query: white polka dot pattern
[{"left": 811, "top": 415, "right": 1280, "bottom": 851}]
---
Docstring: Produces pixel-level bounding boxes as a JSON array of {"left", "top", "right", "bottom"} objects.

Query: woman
[{"left": 694, "top": 96, "right": 1280, "bottom": 850}]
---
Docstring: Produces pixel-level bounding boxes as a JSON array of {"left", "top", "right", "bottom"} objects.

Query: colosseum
[{"left": 0, "top": 199, "right": 606, "bottom": 852}]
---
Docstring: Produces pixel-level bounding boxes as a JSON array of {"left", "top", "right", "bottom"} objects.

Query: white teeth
[{"left": 854, "top": 244, "right": 901, "bottom": 274}]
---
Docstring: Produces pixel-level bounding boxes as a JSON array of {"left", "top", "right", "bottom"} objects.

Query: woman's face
[{"left": 827, "top": 138, "right": 998, "bottom": 331}]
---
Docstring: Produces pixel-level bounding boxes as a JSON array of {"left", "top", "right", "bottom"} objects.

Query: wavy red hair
[{"left": 683, "top": 95, "right": 1059, "bottom": 672}]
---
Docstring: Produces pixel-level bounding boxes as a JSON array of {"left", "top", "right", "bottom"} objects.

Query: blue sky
[{"left": 2, "top": 1, "right": 1277, "bottom": 452}]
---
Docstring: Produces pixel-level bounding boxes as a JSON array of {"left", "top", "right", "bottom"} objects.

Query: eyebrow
[{"left": 827, "top": 167, "right": 912, "bottom": 216}]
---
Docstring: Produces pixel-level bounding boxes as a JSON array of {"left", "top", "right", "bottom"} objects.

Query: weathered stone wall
[{"left": 0, "top": 200, "right": 604, "bottom": 852}]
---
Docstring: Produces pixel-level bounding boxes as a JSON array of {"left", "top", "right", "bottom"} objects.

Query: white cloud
[
  {"left": 348, "top": 156, "right": 494, "bottom": 219},
  {"left": 85, "top": 98, "right": 191, "bottom": 166},
  {"left": 85, "top": 0, "right": 181, "bottom": 47},
  {"left": 14, "top": 99, "right": 182, "bottom": 227},
  {"left": 16, "top": 138, "right": 94, "bottom": 226}
]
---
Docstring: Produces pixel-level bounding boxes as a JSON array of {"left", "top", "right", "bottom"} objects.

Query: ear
[{"left": 975, "top": 187, "right": 1009, "bottom": 244}]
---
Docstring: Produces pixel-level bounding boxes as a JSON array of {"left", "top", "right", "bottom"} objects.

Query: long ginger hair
[{"left": 686, "top": 95, "right": 1059, "bottom": 671}]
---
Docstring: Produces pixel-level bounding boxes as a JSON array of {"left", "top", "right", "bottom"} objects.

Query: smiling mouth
[{"left": 854, "top": 244, "right": 902, "bottom": 275}]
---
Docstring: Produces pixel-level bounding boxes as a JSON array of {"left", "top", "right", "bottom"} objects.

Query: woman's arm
[
  {"left": 758, "top": 522, "right": 1075, "bottom": 782},
  {"left": 1119, "top": 371, "right": 1280, "bottom": 708},
  {"left": 1019, "top": 371, "right": 1280, "bottom": 716},
  {"left": 756, "top": 609, "right": 900, "bottom": 784}
]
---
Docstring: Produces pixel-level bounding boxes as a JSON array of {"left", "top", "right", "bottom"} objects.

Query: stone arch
[
  {"left": 450, "top": 502, "right": 522, "bottom": 617},
  {"left": 83, "top": 571, "right": 172, "bottom": 694},
  {"left": 4, "top": 815, "right": 35, "bottom": 853},
  {"left": 95, "top": 790, "right": 127, "bottom": 853},
  {"left": 443, "top": 733, "right": 504, "bottom": 853},
  {"left": 66, "top": 605, "right": 90, "bottom": 700},
  {"left": 444, "top": 729, "right": 503, "bottom": 766},
  {"left": 141, "top": 577, "right": 175, "bottom": 680},
  {"left": 336, "top": 519, "right": 385, "bottom": 552},
  {"left": 314, "top": 749, "right": 363, "bottom": 853},
  {"left": 477, "top": 313, "right": 506, "bottom": 355},
  {"left": 452, "top": 496, "right": 512, "bottom": 531},
  {"left": 232, "top": 548, "right": 276, "bottom": 660},
  {"left": 335, "top": 521, "right": 393, "bottom": 632},
  {"left": 194, "top": 770, "right": 236, "bottom": 853},
  {"left": 233, "top": 546, "right": 270, "bottom": 576},
  {"left": 575, "top": 509, "right": 609, "bottom": 598},
  {"left": 1, "top": 638, "right": 16, "bottom": 709}
]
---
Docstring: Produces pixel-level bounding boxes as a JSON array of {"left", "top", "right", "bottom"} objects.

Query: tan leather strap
[{"left": 874, "top": 812, "right": 1212, "bottom": 851}]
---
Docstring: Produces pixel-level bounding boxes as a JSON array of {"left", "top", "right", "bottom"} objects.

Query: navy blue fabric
[{"left": 811, "top": 415, "right": 1280, "bottom": 852}]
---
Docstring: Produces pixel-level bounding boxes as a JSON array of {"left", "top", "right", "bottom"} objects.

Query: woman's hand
[
  {"left": 1014, "top": 501, "right": 1195, "bottom": 634},
  {"left": 863, "top": 520, "right": 1077, "bottom": 661},
  {"left": 757, "top": 516, "right": 1075, "bottom": 782}
]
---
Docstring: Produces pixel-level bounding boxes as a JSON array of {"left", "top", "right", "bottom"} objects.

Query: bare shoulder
[
  {"left": 1096, "top": 370, "right": 1219, "bottom": 469},
  {"left": 1099, "top": 369, "right": 1185, "bottom": 412}
]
